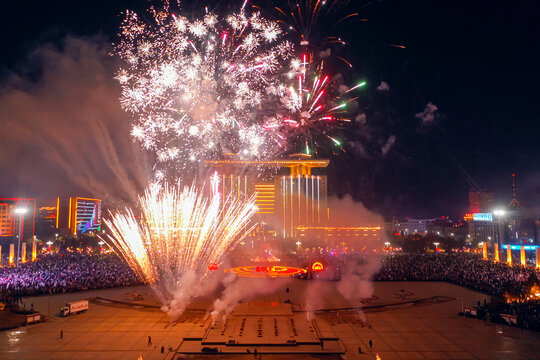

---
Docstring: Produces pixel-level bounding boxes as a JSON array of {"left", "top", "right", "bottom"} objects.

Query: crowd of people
[
  {"left": 3, "top": 251, "right": 540, "bottom": 330},
  {"left": 0, "top": 253, "right": 140, "bottom": 304},
  {"left": 376, "top": 253, "right": 540, "bottom": 331},
  {"left": 376, "top": 253, "right": 540, "bottom": 297}
]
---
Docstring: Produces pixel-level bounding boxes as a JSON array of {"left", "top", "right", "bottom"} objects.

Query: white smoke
[
  {"left": 0, "top": 36, "right": 151, "bottom": 202},
  {"left": 381, "top": 135, "right": 396, "bottom": 156},
  {"left": 415, "top": 102, "right": 438, "bottom": 125},
  {"left": 376, "top": 81, "right": 390, "bottom": 91},
  {"left": 305, "top": 281, "right": 327, "bottom": 321},
  {"left": 355, "top": 113, "right": 367, "bottom": 125},
  {"left": 319, "top": 48, "right": 332, "bottom": 58},
  {"left": 337, "top": 256, "right": 382, "bottom": 301},
  {"left": 211, "top": 276, "right": 290, "bottom": 322}
]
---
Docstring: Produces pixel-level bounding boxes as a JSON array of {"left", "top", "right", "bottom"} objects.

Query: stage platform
[{"left": 177, "top": 302, "right": 345, "bottom": 356}]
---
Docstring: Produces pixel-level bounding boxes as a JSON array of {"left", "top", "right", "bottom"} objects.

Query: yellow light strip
[
  {"left": 296, "top": 226, "right": 382, "bottom": 230},
  {"left": 56, "top": 197, "right": 59, "bottom": 228},
  {"left": 206, "top": 159, "right": 329, "bottom": 167}
]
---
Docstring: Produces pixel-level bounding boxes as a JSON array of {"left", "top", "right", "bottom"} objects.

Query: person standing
[
  {"left": 369, "top": 339, "right": 373, "bottom": 349},
  {"left": 148, "top": 336, "right": 152, "bottom": 346},
  {"left": 60, "top": 329, "right": 63, "bottom": 339}
]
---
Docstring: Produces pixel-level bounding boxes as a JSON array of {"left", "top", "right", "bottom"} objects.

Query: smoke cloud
[
  {"left": 355, "top": 113, "right": 367, "bottom": 125},
  {"left": 337, "top": 256, "right": 382, "bottom": 302},
  {"left": 305, "top": 280, "right": 327, "bottom": 320},
  {"left": 381, "top": 135, "right": 396, "bottom": 156},
  {"left": 211, "top": 276, "right": 290, "bottom": 322},
  {"left": 376, "top": 81, "right": 390, "bottom": 91},
  {"left": 161, "top": 270, "right": 226, "bottom": 319},
  {"left": 415, "top": 102, "right": 439, "bottom": 125},
  {"left": 327, "top": 195, "right": 385, "bottom": 227},
  {"left": 319, "top": 48, "right": 332, "bottom": 58},
  {"left": 0, "top": 36, "right": 151, "bottom": 203}
]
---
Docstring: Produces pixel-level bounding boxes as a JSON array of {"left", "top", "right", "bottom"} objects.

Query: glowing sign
[
  {"left": 312, "top": 262, "right": 324, "bottom": 271},
  {"left": 71, "top": 197, "right": 102, "bottom": 234},
  {"left": 464, "top": 213, "right": 474, "bottom": 221},
  {"left": 225, "top": 265, "right": 307, "bottom": 278},
  {"left": 473, "top": 213, "right": 492, "bottom": 222},
  {"left": 502, "top": 245, "right": 539, "bottom": 251}
]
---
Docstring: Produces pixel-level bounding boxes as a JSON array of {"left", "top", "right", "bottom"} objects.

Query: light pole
[
  {"left": 434, "top": 242, "right": 440, "bottom": 251},
  {"left": 494, "top": 209, "right": 505, "bottom": 250},
  {"left": 14, "top": 207, "right": 28, "bottom": 266}
]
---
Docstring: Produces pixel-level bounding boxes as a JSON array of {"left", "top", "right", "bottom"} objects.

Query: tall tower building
[{"left": 508, "top": 173, "right": 521, "bottom": 209}]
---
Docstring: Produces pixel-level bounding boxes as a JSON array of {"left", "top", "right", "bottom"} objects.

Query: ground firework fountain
[{"left": 104, "top": 181, "right": 258, "bottom": 317}]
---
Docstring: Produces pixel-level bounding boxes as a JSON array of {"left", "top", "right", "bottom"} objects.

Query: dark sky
[{"left": 0, "top": 0, "right": 538, "bottom": 219}]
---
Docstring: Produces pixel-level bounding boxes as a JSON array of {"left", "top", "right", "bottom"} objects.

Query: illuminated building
[
  {"left": 67, "top": 197, "right": 102, "bottom": 235},
  {"left": 0, "top": 198, "right": 36, "bottom": 241},
  {"left": 469, "top": 189, "right": 494, "bottom": 214},
  {"left": 296, "top": 226, "right": 382, "bottom": 245},
  {"left": 206, "top": 155, "right": 329, "bottom": 238},
  {"left": 36, "top": 205, "right": 58, "bottom": 237}
]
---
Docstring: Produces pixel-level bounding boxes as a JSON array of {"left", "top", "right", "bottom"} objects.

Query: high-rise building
[
  {"left": 67, "top": 197, "right": 102, "bottom": 235},
  {"left": 0, "top": 198, "right": 36, "bottom": 241},
  {"left": 206, "top": 155, "right": 329, "bottom": 238},
  {"left": 468, "top": 189, "right": 494, "bottom": 213},
  {"left": 36, "top": 205, "right": 58, "bottom": 237}
]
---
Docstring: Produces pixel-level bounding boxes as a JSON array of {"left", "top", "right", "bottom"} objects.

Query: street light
[
  {"left": 493, "top": 209, "right": 506, "bottom": 249},
  {"left": 493, "top": 209, "right": 505, "bottom": 216},
  {"left": 14, "top": 207, "right": 28, "bottom": 266},
  {"left": 434, "top": 242, "right": 440, "bottom": 250}
]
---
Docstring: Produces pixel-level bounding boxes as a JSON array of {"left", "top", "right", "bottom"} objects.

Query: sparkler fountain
[{"left": 104, "top": 180, "right": 258, "bottom": 317}]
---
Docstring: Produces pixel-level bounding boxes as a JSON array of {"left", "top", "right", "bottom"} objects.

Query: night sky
[{"left": 0, "top": 0, "right": 538, "bottom": 219}]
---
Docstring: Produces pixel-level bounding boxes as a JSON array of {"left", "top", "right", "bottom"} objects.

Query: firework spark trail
[
  {"left": 104, "top": 181, "right": 258, "bottom": 317},
  {"left": 116, "top": 6, "right": 294, "bottom": 168},
  {"left": 267, "top": 54, "right": 366, "bottom": 154}
]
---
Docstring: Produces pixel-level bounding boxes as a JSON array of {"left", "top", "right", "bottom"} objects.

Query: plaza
[{"left": 1, "top": 280, "right": 539, "bottom": 360}]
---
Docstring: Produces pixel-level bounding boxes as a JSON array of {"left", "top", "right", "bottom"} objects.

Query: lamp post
[
  {"left": 434, "top": 242, "right": 440, "bottom": 251},
  {"left": 494, "top": 209, "right": 505, "bottom": 250},
  {"left": 14, "top": 207, "right": 28, "bottom": 266}
]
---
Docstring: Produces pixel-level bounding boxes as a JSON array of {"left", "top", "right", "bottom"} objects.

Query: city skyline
[{"left": 0, "top": 0, "right": 538, "bottom": 219}]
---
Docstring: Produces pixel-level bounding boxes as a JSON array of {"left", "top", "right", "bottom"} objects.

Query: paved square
[{"left": 1, "top": 281, "right": 538, "bottom": 359}]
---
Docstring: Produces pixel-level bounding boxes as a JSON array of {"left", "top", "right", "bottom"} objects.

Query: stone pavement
[{"left": 1, "top": 281, "right": 539, "bottom": 359}]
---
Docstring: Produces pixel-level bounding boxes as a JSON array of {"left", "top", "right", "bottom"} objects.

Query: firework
[
  {"left": 252, "top": 1, "right": 367, "bottom": 155},
  {"left": 103, "top": 180, "right": 258, "bottom": 316},
  {"left": 116, "top": 5, "right": 294, "bottom": 168},
  {"left": 266, "top": 54, "right": 366, "bottom": 154},
  {"left": 256, "top": 0, "right": 363, "bottom": 52}
]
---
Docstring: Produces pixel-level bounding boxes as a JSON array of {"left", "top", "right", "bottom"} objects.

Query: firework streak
[{"left": 104, "top": 182, "right": 258, "bottom": 313}]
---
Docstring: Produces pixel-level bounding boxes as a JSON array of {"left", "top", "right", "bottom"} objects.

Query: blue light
[
  {"left": 473, "top": 213, "right": 493, "bottom": 222},
  {"left": 502, "top": 244, "right": 540, "bottom": 251}
]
